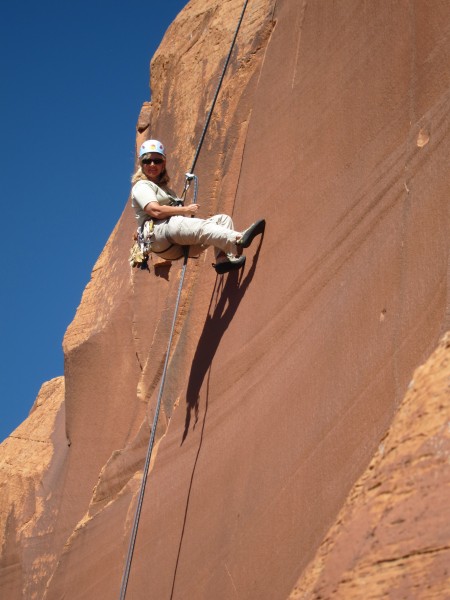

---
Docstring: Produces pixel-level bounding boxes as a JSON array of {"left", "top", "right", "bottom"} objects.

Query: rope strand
[
  {"left": 119, "top": 249, "right": 189, "bottom": 600},
  {"left": 181, "top": 0, "right": 250, "bottom": 200}
]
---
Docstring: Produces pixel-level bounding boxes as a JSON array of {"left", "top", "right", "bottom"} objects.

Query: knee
[{"left": 215, "top": 214, "right": 233, "bottom": 228}]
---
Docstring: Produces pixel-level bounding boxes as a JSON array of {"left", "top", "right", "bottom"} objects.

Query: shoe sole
[
  {"left": 238, "top": 219, "right": 266, "bottom": 248},
  {"left": 214, "top": 255, "right": 246, "bottom": 274}
]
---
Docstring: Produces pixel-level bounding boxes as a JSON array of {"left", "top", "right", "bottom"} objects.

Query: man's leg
[{"left": 166, "top": 215, "right": 241, "bottom": 258}]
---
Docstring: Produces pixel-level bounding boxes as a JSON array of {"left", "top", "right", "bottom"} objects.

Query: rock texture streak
[
  {"left": 1, "top": 1, "right": 450, "bottom": 599},
  {"left": 290, "top": 334, "right": 450, "bottom": 599}
]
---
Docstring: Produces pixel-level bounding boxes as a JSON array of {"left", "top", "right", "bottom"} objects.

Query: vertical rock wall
[
  {"left": 289, "top": 333, "right": 450, "bottom": 599},
  {"left": 1, "top": 1, "right": 449, "bottom": 598}
]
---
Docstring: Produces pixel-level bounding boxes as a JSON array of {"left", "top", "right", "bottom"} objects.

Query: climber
[{"left": 130, "top": 139, "right": 265, "bottom": 274}]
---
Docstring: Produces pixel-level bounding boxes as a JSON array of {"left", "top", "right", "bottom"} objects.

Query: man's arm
[{"left": 144, "top": 202, "right": 199, "bottom": 219}]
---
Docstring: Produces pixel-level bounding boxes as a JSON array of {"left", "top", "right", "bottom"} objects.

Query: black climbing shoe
[
  {"left": 213, "top": 255, "right": 246, "bottom": 274},
  {"left": 237, "top": 219, "right": 266, "bottom": 249}
]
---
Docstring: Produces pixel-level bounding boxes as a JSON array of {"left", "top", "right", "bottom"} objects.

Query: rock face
[
  {"left": 0, "top": 378, "right": 66, "bottom": 599},
  {"left": 289, "top": 333, "right": 450, "bottom": 599},
  {"left": 1, "top": 1, "right": 450, "bottom": 598}
]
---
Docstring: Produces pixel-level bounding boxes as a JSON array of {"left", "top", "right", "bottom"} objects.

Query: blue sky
[{"left": 0, "top": 0, "right": 188, "bottom": 442}]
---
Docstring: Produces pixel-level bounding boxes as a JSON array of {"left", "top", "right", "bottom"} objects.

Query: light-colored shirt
[{"left": 131, "top": 180, "right": 180, "bottom": 227}]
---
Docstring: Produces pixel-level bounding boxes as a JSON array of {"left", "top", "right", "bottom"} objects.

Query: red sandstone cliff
[
  {"left": 289, "top": 333, "right": 450, "bottom": 598},
  {"left": 1, "top": 1, "right": 450, "bottom": 598}
]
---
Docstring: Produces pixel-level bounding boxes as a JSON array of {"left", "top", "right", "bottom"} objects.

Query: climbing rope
[
  {"left": 119, "top": 2, "right": 249, "bottom": 598},
  {"left": 119, "top": 254, "right": 187, "bottom": 600},
  {"left": 181, "top": 0, "right": 250, "bottom": 200}
]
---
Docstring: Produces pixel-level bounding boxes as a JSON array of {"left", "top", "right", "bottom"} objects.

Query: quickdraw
[{"left": 128, "top": 220, "right": 154, "bottom": 269}]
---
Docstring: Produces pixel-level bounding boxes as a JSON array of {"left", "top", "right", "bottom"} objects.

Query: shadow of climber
[{"left": 181, "top": 236, "right": 264, "bottom": 444}]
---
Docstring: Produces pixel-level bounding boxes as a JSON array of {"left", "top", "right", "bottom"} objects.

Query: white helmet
[{"left": 139, "top": 139, "right": 166, "bottom": 158}]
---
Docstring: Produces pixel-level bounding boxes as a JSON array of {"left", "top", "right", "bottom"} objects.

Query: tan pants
[{"left": 151, "top": 214, "right": 241, "bottom": 260}]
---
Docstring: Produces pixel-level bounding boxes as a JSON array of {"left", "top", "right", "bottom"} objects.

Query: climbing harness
[
  {"left": 130, "top": 177, "right": 185, "bottom": 267},
  {"left": 151, "top": 174, "right": 199, "bottom": 261},
  {"left": 119, "top": 2, "right": 250, "bottom": 598}
]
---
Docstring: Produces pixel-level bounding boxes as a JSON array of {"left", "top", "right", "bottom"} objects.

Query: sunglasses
[{"left": 142, "top": 157, "right": 165, "bottom": 165}]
